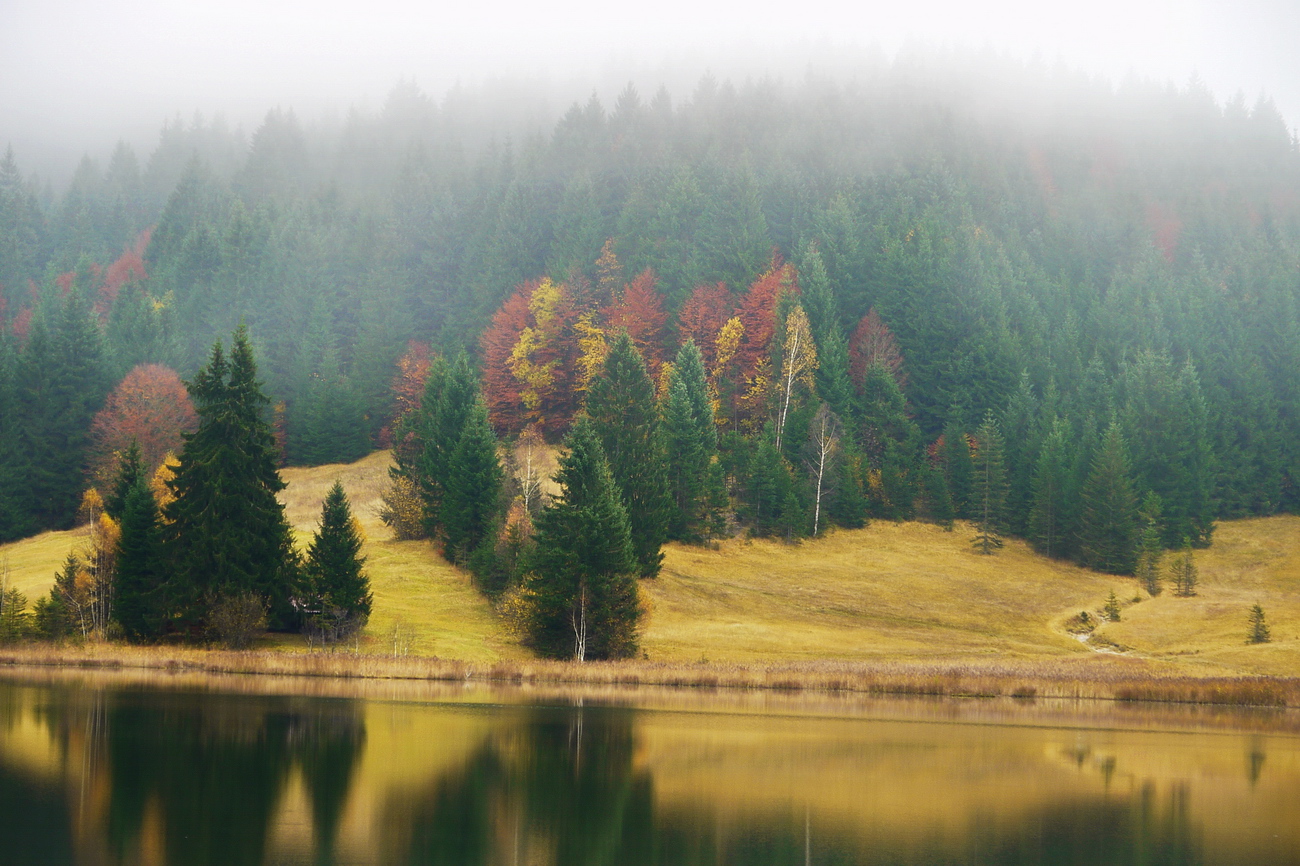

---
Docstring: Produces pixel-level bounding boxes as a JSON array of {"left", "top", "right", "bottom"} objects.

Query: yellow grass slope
[{"left": 1, "top": 449, "right": 1296, "bottom": 676}]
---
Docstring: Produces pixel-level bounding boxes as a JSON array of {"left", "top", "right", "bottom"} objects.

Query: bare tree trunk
[
  {"left": 571, "top": 583, "right": 588, "bottom": 662},
  {"left": 776, "top": 327, "right": 801, "bottom": 452}
]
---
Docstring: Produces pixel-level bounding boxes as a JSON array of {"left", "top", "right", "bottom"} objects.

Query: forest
[{"left": 2, "top": 55, "right": 1299, "bottom": 655}]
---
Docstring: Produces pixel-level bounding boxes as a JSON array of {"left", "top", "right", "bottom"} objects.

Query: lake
[{"left": 0, "top": 668, "right": 1297, "bottom": 865}]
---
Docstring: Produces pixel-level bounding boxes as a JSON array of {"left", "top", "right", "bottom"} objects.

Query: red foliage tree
[
  {"left": 97, "top": 229, "right": 151, "bottom": 318},
  {"left": 602, "top": 268, "right": 669, "bottom": 375},
  {"left": 676, "top": 281, "right": 734, "bottom": 371},
  {"left": 86, "top": 364, "right": 198, "bottom": 489},
  {"left": 733, "top": 256, "right": 799, "bottom": 384},
  {"left": 481, "top": 278, "right": 584, "bottom": 436},
  {"left": 378, "top": 340, "right": 433, "bottom": 448},
  {"left": 849, "top": 307, "right": 907, "bottom": 390}
]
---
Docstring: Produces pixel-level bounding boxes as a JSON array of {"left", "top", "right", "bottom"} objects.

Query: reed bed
[{"left": 2, "top": 643, "right": 1297, "bottom": 709}]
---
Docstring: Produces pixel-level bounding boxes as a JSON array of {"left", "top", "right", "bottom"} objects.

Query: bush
[
  {"left": 208, "top": 592, "right": 268, "bottom": 649},
  {"left": 303, "top": 606, "right": 367, "bottom": 648}
]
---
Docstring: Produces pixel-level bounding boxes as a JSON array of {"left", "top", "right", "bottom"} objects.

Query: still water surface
[{"left": 1, "top": 669, "right": 1297, "bottom": 865}]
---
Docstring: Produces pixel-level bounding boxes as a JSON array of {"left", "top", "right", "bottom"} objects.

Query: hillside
[{"left": 2, "top": 450, "right": 1295, "bottom": 676}]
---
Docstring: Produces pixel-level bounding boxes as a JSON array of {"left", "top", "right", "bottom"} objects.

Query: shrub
[{"left": 208, "top": 592, "right": 268, "bottom": 649}]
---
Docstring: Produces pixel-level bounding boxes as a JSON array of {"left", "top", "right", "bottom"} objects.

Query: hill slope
[{"left": 2, "top": 451, "right": 1295, "bottom": 676}]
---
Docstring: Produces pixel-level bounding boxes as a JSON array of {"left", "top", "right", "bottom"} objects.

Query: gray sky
[{"left": 2, "top": 0, "right": 1298, "bottom": 182}]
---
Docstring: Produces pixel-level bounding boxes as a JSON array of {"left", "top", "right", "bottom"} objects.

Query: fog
[{"left": 2, "top": 0, "right": 1298, "bottom": 184}]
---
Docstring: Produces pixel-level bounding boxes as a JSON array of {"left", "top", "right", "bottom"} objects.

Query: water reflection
[{"left": 1, "top": 675, "right": 1297, "bottom": 865}]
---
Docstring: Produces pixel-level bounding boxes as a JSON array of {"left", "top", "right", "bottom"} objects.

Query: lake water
[{"left": 1, "top": 669, "right": 1297, "bottom": 865}]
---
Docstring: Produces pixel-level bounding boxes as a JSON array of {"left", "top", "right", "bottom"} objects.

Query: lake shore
[{"left": 2, "top": 642, "right": 1296, "bottom": 709}]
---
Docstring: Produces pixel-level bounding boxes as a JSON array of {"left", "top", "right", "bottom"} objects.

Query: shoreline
[{"left": 1, "top": 643, "right": 1296, "bottom": 709}]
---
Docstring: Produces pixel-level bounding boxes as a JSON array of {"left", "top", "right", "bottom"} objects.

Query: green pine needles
[{"left": 303, "top": 481, "right": 373, "bottom": 644}]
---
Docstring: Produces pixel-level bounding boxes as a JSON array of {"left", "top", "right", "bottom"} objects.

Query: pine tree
[
  {"left": 939, "top": 421, "right": 974, "bottom": 520},
  {"left": 524, "top": 418, "right": 641, "bottom": 660},
  {"left": 743, "top": 426, "right": 804, "bottom": 539},
  {"left": 1104, "top": 590, "right": 1122, "bottom": 622},
  {"left": 585, "top": 332, "right": 673, "bottom": 577},
  {"left": 164, "top": 325, "right": 301, "bottom": 631},
  {"left": 1078, "top": 422, "right": 1139, "bottom": 575},
  {"left": 441, "top": 400, "right": 505, "bottom": 563},
  {"left": 113, "top": 479, "right": 164, "bottom": 641},
  {"left": 971, "top": 414, "right": 1008, "bottom": 554},
  {"left": 663, "top": 341, "right": 724, "bottom": 542},
  {"left": 304, "top": 481, "right": 373, "bottom": 634},
  {"left": 1135, "top": 492, "right": 1165, "bottom": 595}
]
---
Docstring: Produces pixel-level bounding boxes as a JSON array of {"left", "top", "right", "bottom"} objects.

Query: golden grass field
[{"left": 2, "top": 449, "right": 1297, "bottom": 683}]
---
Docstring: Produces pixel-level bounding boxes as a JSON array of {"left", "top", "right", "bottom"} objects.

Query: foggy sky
[{"left": 3, "top": 0, "right": 1298, "bottom": 184}]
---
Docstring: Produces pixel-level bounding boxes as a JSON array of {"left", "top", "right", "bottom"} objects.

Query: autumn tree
[
  {"left": 677, "top": 282, "right": 733, "bottom": 372},
  {"left": 86, "top": 363, "right": 197, "bottom": 490},
  {"left": 602, "top": 268, "right": 668, "bottom": 375},
  {"left": 774, "top": 305, "right": 818, "bottom": 452},
  {"left": 849, "top": 308, "right": 906, "bottom": 390}
]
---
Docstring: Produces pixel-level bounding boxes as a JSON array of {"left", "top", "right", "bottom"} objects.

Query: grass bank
[{"left": 1, "top": 643, "right": 1297, "bottom": 709}]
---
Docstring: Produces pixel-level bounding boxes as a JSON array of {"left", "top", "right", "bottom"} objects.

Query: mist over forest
[{"left": 2, "top": 47, "right": 1300, "bottom": 569}]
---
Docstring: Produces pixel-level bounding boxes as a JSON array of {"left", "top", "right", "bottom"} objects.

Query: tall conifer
[
  {"left": 524, "top": 418, "right": 640, "bottom": 660},
  {"left": 113, "top": 480, "right": 164, "bottom": 641},
  {"left": 164, "top": 325, "right": 300, "bottom": 631},
  {"left": 585, "top": 332, "right": 672, "bottom": 577},
  {"left": 441, "top": 400, "right": 505, "bottom": 562},
  {"left": 1078, "top": 422, "right": 1140, "bottom": 575},
  {"left": 663, "top": 340, "right": 724, "bottom": 542},
  {"left": 304, "top": 481, "right": 373, "bottom": 621}
]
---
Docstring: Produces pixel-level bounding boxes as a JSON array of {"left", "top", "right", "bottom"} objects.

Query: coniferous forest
[{"left": 3, "top": 56, "right": 1300, "bottom": 654}]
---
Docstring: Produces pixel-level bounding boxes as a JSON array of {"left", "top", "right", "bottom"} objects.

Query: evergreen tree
[
  {"left": 113, "top": 479, "right": 165, "bottom": 641},
  {"left": 585, "top": 332, "right": 673, "bottom": 577},
  {"left": 1078, "top": 422, "right": 1140, "bottom": 575},
  {"left": 743, "top": 426, "right": 805, "bottom": 539},
  {"left": 1028, "top": 418, "right": 1072, "bottom": 558},
  {"left": 164, "top": 325, "right": 301, "bottom": 631},
  {"left": 441, "top": 400, "right": 505, "bottom": 563},
  {"left": 921, "top": 462, "right": 955, "bottom": 530},
  {"left": 105, "top": 440, "right": 146, "bottom": 520},
  {"left": 939, "top": 421, "right": 974, "bottom": 519},
  {"left": 304, "top": 481, "right": 373, "bottom": 622},
  {"left": 663, "top": 341, "right": 724, "bottom": 542},
  {"left": 1248, "top": 603, "right": 1271, "bottom": 644},
  {"left": 419, "top": 352, "right": 478, "bottom": 538},
  {"left": 1135, "top": 492, "right": 1165, "bottom": 595},
  {"left": 971, "top": 414, "right": 1008, "bottom": 554},
  {"left": 524, "top": 418, "right": 641, "bottom": 660},
  {"left": 1169, "top": 542, "right": 1198, "bottom": 597}
]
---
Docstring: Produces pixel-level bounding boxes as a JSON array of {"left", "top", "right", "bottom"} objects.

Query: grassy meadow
[{"left": 2, "top": 449, "right": 1297, "bottom": 683}]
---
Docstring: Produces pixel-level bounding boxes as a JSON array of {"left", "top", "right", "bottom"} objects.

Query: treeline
[{"left": 2, "top": 55, "right": 1300, "bottom": 545}]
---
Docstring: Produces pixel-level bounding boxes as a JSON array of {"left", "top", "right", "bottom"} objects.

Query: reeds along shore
[{"left": 0, "top": 644, "right": 1296, "bottom": 709}]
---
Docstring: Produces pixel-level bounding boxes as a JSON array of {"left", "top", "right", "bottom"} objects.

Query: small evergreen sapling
[
  {"left": 1170, "top": 542, "right": 1198, "bottom": 597},
  {"left": 1104, "top": 590, "right": 1122, "bottom": 623},
  {"left": 1248, "top": 604, "right": 1271, "bottom": 644}
]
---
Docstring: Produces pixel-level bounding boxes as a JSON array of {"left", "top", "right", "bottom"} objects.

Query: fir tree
[
  {"left": 663, "top": 341, "right": 724, "bottom": 542},
  {"left": 1078, "top": 422, "right": 1139, "bottom": 575},
  {"left": 105, "top": 440, "right": 146, "bottom": 520},
  {"left": 419, "top": 352, "right": 478, "bottom": 538},
  {"left": 939, "top": 421, "right": 974, "bottom": 520},
  {"left": 971, "top": 414, "right": 1008, "bottom": 554},
  {"left": 585, "top": 332, "right": 673, "bottom": 577},
  {"left": 113, "top": 479, "right": 164, "bottom": 641},
  {"left": 164, "top": 325, "right": 301, "bottom": 631},
  {"left": 524, "top": 418, "right": 641, "bottom": 661},
  {"left": 441, "top": 400, "right": 505, "bottom": 563},
  {"left": 1247, "top": 604, "right": 1271, "bottom": 644},
  {"left": 1135, "top": 492, "right": 1165, "bottom": 595},
  {"left": 304, "top": 481, "right": 373, "bottom": 627},
  {"left": 1104, "top": 589, "right": 1122, "bottom": 622},
  {"left": 1028, "top": 418, "right": 1072, "bottom": 558},
  {"left": 1169, "top": 542, "right": 1198, "bottom": 597}
]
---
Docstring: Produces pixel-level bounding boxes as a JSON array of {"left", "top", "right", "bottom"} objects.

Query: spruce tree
[
  {"left": 584, "top": 332, "right": 673, "bottom": 577},
  {"left": 940, "top": 421, "right": 974, "bottom": 519},
  {"left": 164, "top": 325, "right": 301, "bottom": 631},
  {"left": 441, "top": 400, "right": 505, "bottom": 563},
  {"left": 663, "top": 340, "right": 724, "bottom": 542},
  {"left": 419, "top": 352, "right": 478, "bottom": 538},
  {"left": 105, "top": 440, "right": 146, "bottom": 520},
  {"left": 1028, "top": 418, "right": 1072, "bottom": 558},
  {"left": 524, "top": 418, "right": 641, "bottom": 660},
  {"left": 113, "top": 480, "right": 164, "bottom": 641},
  {"left": 971, "top": 414, "right": 1009, "bottom": 554},
  {"left": 304, "top": 481, "right": 373, "bottom": 623},
  {"left": 1078, "top": 422, "right": 1139, "bottom": 575},
  {"left": 1248, "top": 604, "right": 1271, "bottom": 644}
]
